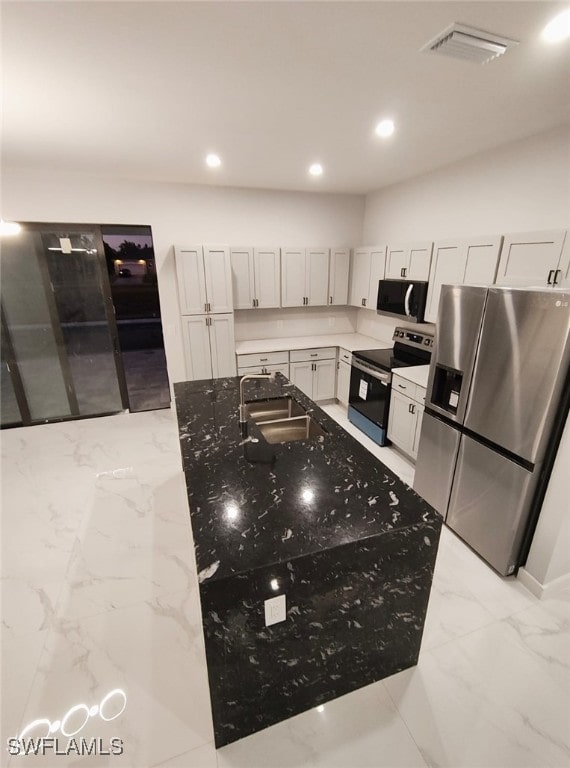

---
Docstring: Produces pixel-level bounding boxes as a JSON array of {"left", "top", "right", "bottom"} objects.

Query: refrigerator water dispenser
[{"left": 431, "top": 365, "right": 463, "bottom": 414}]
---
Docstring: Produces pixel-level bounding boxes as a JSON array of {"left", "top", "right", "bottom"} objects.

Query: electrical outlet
[{"left": 264, "top": 594, "right": 286, "bottom": 626}]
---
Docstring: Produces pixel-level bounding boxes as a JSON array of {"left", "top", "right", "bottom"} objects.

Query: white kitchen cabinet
[
  {"left": 181, "top": 313, "right": 236, "bottom": 381},
  {"left": 336, "top": 348, "right": 352, "bottom": 407},
  {"left": 495, "top": 229, "right": 568, "bottom": 288},
  {"left": 289, "top": 347, "right": 336, "bottom": 400},
  {"left": 237, "top": 350, "right": 289, "bottom": 379},
  {"left": 281, "top": 247, "right": 329, "bottom": 307},
  {"left": 328, "top": 248, "right": 350, "bottom": 305},
  {"left": 349, "top": 246, "right": 386, "bottom": 308},
  {"left": 425, "top": 236, "right": 502, "bottom": 323},
  {"left": 386, "top": 242, "right": 433, "bottom": 281},
  {"left": 388, "top": 375, "right": 427, "bottom": 461},
  {"left": 289, "top": 361, "right": 314, "bottom": 397},
  {"left": 336, "top": 359, "right": 351, "bottom": 407},
  {"left": 175, "top": 244, "right": 233, "bottom": 315},
  {"left": 313, "top": 359, "right": 336, "bottom": 400},
  {"left": 231, "top": 247, "right": 281, "bottom": 309}
]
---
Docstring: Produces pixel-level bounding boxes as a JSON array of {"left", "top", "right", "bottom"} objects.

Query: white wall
[
  {"left": 1, "top": 168, "right": 364, "bottom": 382},
  {"left": 363, "top": 124, "right": 570, "bottom": 243},
  {"left": 520, "top": 412, "right": 570, "bottom": 595}
]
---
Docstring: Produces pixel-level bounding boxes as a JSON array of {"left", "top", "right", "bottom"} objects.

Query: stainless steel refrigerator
[{"left": 414, "top": 285, "right": 570, "bottom": 576}]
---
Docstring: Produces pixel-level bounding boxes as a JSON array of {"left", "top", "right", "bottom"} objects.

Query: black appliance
[
  {"left": 377, "top": 279, "right": 429, "bottom": 323},
  {"left": 348, "top": 327, "right": 434, "bottom": 446}
]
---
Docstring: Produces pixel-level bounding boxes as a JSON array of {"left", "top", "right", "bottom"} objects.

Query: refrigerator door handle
[
  {"left": 553, "top": 269, "right": 562, "bottom": 286},
  {"left": 547, "top": 269, "right": 554, "bottom": 285},
  {"left": 404, "top": 283, "right": 413, "bottom": 317}
]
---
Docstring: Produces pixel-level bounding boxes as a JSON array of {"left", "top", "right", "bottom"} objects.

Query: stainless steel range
[{"left": 348, "top": 326, "right": 434, "bottom": 446}]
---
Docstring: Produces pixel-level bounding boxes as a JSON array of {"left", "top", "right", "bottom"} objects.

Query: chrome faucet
[{"left": 239, "top": 372, "right": 276, "bottom": 424}]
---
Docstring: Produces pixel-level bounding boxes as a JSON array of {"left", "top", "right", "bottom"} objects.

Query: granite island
[{"left": 174, "top": 374, "right": 441, "bottom": 747}]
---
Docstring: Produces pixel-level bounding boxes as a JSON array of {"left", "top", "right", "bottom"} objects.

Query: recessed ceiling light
[
  {"left": 206, "top": 153, "right": 221, "bottom": 168},
  {"left": 375, "top": 119, "right": 395, "bottom": 138},
  {"left": 542, "top": 9, "right": 570, "bottom": 43},
  {"left": 309, "top": 163, "right": 323, "bottom": 177}
]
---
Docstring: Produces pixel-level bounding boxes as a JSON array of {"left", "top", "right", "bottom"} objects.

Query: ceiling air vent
[{"left": 422, "top": 23, "right": 518, "bottom": 65}]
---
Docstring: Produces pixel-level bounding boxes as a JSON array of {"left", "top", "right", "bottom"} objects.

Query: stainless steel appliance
[
  {"left": 348, "top": 326, "right": 434, "bottom": 446},
  {"left": 377, "top": 279, "right": 429, "bottom": 323},
  {"left": 414, "top": 285, "right": 570, "bottom": 576}
]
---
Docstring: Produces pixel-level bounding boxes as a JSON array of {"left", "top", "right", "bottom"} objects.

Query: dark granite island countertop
[{"left": 174, "top": 374, "right": 441, "bottom": 747}]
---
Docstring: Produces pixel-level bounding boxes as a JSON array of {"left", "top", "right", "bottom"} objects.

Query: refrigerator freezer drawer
[
  {"left": 413, "top": 412, "right": 460, "bottom": 519},
  {"left": 447, "top": 434, "right": 538, "bottom": 576}
]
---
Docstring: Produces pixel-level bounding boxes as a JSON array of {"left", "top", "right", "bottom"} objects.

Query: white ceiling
[{"left": 2, "top": 1, "right": 569, "bottom": 194}]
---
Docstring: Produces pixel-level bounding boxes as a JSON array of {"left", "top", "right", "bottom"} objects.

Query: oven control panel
[{"left": 392, "top": 326, "right": 435, "bottom": 350}]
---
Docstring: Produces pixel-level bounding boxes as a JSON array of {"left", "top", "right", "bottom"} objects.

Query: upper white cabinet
[
  {"left": 385, "top": 242, "right": 433, "bottom": 281},
  {"left": 281, "top": 247, "right": 330, "bottom": 307},
  {"left": 328, "top": 248, "right": 350, "bottom": 305},
  {"left": 495, "top": 230, "right": 568, "bottom": 288},
  {"left": 231, "top": 247, "right": 281, "bottom": 309},
  {"left": 175, "top": 244, "right": 233, "bottom": 315},
  {"left": 425, "top": 236, "right": 503, "bottom": 323},
  {"left": 349, "top": 246, "right": 386, "bottom": 309}
]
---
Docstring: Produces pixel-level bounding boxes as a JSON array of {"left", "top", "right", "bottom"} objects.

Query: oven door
[{"left": 348, "top": 358, "right": 391, "bottom": 445}]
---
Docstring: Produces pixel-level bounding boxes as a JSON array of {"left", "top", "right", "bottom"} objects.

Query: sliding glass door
[{"left": 0, "top": 224, "right": 128, "bottom": 426}]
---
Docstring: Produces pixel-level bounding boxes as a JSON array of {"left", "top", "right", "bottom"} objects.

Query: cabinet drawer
[
  {"left": 237, "top": 365, "right": 263, "bottom": 375},
  {"left": 392, "top": 375, "right": 418, "bottom": 402},
  {"left": 237, "top": 351, "right": 289, "bottom": 367},
  {"left": 290, "top": 347, "right": 336, "bottom": 362},
  {"left": 339, "top": 347, "right": 352, "bottom": 364}
]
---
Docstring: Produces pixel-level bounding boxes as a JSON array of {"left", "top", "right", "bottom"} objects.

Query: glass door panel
[
  {"left": 41, "top": 229, "right": 126, "bottom": 417},
  {"left": 102, "top": 225, "right": 170, "bottom": 412},
  {"left": 0, "top": 230, "right": 73, "bottom": 421}
]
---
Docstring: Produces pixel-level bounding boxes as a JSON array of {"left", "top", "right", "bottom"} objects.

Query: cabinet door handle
[
  {"left": 337, "top": 362, "right": 340, "bottom": 369},
  {"left": 400, "top": 268, "right": 404, "bottom": 277},
  {"left": 398, "top": 383, "right": 407, "bottom": 389},
  {"left": 310, "top": 353, "right": 318, "bottom": 357},
  {"left": 412, "top": 404, "right": 416, "bottom": 414},
  {"left": 408, "top": 403, "right": 412, "bottom": 413},
  {"left": 329, "top": 296, "right": 333, "bottom": 304},
  {"left": 547, "top": 270, "right": 554, "bottom": 285},
  {"left": 363, "top": 298, "right": 367, "bottom": 306},
  {"left": 260, "top": 358, "right": 268, "bottom": 362},
  {"left": 554, "top": 269, "right": 562, "bottom": 286},
  {"left": 403, "top": 268, "right": 407, "bottom": 278},
  {"left": 306, "top": 297, "right": 309, "bottom": 305},
  {"left": 204, "top": 303, "right": 208, "bottom": 312}
]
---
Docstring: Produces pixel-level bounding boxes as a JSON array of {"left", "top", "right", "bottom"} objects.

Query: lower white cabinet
[
  {"left": 237, "top": 351, "right": 289, "bottom": 379},
  {"left": 336, "top": 347, "right": 352, "bottom": 406},
  {"left": 181, "top": 314, "right": 236, "bottom": 381},
  {"left": 289, "top": 347, "right": 336, "bottom": 400},
  {"left": 336, "top": 359, "right": 351, "bottom": 407},
  {"left": 388, "top": 375, "right": 426, "bottom": 460}
]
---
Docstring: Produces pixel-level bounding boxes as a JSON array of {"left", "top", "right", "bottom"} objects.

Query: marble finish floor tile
[
  {"left": 321, "top": 403, "right": 415, "bottom": 487},
  {"left": 2, "top": 405, "right": 569, "bottom": 768}
]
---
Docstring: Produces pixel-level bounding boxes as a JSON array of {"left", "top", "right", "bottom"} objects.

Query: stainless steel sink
[
  {"left": 256, "top": 415, "right": 325, "bottom": 444},
  {"left": 244, "top": 397, "right": 326, "bottom": 443},
  {"left": 245, "top": 397, "right": 306, "bottom": 423}
]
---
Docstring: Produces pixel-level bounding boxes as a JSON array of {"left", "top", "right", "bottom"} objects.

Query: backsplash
[{"left": 234, "top": 306, "right": 358, "bottom": 341}]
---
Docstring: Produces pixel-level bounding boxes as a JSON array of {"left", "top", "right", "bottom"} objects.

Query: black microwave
[{"left": 377, "top": 279, "right": 429, "bottom": 323}]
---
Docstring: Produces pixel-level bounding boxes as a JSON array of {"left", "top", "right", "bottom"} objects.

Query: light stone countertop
[
  {"left": 392, "top": 365, "right": 430, "bottom": 389},
  {"left": 235, "top": 332, "right": 392, "bottom": 356}
]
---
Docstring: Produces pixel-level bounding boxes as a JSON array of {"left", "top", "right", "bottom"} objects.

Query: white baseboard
[{"left": 517, "top": 567, "right": 570, "bottom": 599}]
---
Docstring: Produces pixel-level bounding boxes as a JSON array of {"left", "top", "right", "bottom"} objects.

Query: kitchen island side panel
[{"left": 199, "top": 521, "right": 441, "bottom": 748}]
